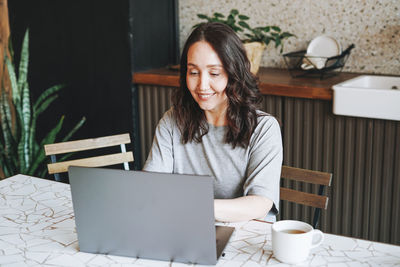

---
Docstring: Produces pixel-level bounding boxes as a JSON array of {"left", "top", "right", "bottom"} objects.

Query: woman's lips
[{"left": 197, "top": 93, "right": 215, "bottom": 100}]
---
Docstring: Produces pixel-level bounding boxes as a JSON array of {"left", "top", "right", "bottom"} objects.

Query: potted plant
[
  {"left": 194, "top": 9, "right": 295, "bottom": 74},
  {"left": 0, "top": 30, "right": 85, "bottom": 179}
]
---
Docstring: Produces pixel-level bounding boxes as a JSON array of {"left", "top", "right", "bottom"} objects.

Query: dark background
[{"left": 8, "top": 0, "right": 179, "bottom": 170}]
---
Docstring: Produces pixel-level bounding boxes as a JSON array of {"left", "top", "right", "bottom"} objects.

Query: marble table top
[{"left": 1, "top": 174, "right": 399, "bottom": 266}]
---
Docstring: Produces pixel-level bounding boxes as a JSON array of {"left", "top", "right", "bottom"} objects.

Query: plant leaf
[
  {"left": 0, "top": 90, "right": 14, "bottom": 149},
  {"left": 33, "top": 94, "right": 58, "bottom": 119},
  {"left": 40, "top": 116, "right": 65, "bottom": 148},
  {"left": 230, "top": 9, "right": 239, "bottom": 16},
  {"left": 280, "top": 32, "right": 295, "bottom": 38},
  {"left": 21, "top": 81, "right": 31, "bottom": 169},
  {"left": 61, "top": 117, "right": 86, "bottom": 142},
  {"left": 238, "top": 21, "right": 250, "bottom": 29},
  {"left": 275, "top": 38, "right": 282, "bottom": 48},
  {"left": 4, "top": 54, "right": 20, "bottom": 106},
  {"left": 33, "top": 84, "right": 64, "bottom": 110},
  {"left": 213, "top": 12, "right": 224, "bottom": 18},
  {"left": 197, "top": 14, "right": 208, "bottom": 19},
  {"left": 17, "top": 30, "right": 29, "bottom": 94},
  {"left": 271, "top": 26, "right": 281, "bottom": 32},
  {"left": 238, "top": 15, "right": 249, "bottom": 20}
]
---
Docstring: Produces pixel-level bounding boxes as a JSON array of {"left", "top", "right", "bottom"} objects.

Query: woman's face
[{"left": 186, "top": 41, "right": 229, "bottom": 116}]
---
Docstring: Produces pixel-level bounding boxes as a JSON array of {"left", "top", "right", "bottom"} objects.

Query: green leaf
[
  {"left": 280, "top": 32, "right": 295, "bottom": 38},
  {"left": 33, "top": 94, "right": 58, "bottom": 119},
  {"left": 21, "top": 81, "right": 31, "bottom": 169},
  {"left": 58, "top": 152, "right": 74, "bottom": 162},
  {"left": 29, "top": 94, "right": 59, "bottom": 165},
  {"left": 61, "top": 117, "right": 86, "bottom": 142},
  {"left": 0, "top": 90, "right": 15, "bottom": 154},
  {"left": 27, "top": 148, "right": 45, "bottom": 176},
  {"left": 33, "top": 84, "right": 64, "bottom": 110},
  {"left": 238, "top": 21, "right": 250, "bottom": 29},
  {"left": 230, "top": 9, "right": 239, "bottom": 15},
  {"left": 238, "top": 15, "right": 249, "bottom": 20},
  {"left": 213, "top": 12, "right": 224, "bottom": 18},
  {"left": 40, "top": 116, "right": 65, "bottom": 148},
  {"left": 271, "top": 26, "right": 281, "bottom": 32},
  {"left": 17, "top": 30, "right": 29, "bottom": 94},
  {"left": 38, "top": 167, "right": 47, "bottom": 178},
  {"left": 197, "top": 14, "right": 208, "bottom": 19},
  {"left": 4, "top": 54, "right": 20, "bottom": 106},
  {"left": 263, "top": 26, "right": 271, "bottom": 32},
  {"left": 192, "top": 23, "right": 204, "bottom": 29},
  {"left": 275, "top": 38, "right": 282, "bottom": 48}
]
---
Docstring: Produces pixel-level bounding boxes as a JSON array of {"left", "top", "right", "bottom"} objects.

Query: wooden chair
[
  {"left": 44, "top": 133, "right": 134, "bottom": 182},
  {"left": 280, "top": 165, "right": 332, "bottom": 229}
]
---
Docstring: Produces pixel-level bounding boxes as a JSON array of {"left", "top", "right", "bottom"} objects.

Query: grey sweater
[{"left": 143, "top": 108, "right": 283, "bottom": 221}]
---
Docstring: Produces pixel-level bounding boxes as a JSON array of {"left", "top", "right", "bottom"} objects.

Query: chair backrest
[
  {"left": 280, "top": 165, "right": 332, "bottom": 228},
  {"left": 44, "top": 133, "right": 134, "bottom": 180}
]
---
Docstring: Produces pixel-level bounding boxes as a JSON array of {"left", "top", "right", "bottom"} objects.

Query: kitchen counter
[{"left": 132, "top": 67, "right": 359, "bottom": 100}]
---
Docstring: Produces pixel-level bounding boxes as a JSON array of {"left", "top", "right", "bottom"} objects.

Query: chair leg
[
  {"left": 50, "top": 155, "right": 62, "bottom": 182},
  {"left": 313, "top": 208, "right": 321, "bottom": 228},
  {"left": 54, "top": 173, "right": 61, "bottom": 182},
  {"left": 313, "top": 184, "right": 326, "bottom": 229},
  {"left": 120, "top": 144, "right": 130, "bottom": 170}
]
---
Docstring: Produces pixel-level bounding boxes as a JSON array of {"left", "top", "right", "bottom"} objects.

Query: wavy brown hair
[{"left": 173, "top": 22, "right": 262, "bottom": 148}]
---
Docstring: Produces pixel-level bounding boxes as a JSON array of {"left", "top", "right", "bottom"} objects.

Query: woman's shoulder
[
  {"left": 249, "top": 110, "right": 282, "bottom": 146},
  {"left": 158, "top": 107, "right": 178, "bottom": 129},
  {"left": 255, "top": 110, "right": 281, "bottom": 129}
]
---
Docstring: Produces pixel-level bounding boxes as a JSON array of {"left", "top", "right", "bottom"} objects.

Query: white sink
[{"left": 332, "top": 75, "right": 400, "bottom": 121}]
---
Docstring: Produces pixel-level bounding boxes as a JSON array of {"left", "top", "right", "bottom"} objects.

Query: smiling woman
[{"left": 143, "top": 22, "right": 283, "bottom": 223}]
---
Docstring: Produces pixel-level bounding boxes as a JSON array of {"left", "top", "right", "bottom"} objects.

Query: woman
[{"left": 143, "top": 22, "right": 282, "bottom": 222}]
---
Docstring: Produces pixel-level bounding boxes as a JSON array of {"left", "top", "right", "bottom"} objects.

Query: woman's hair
[{"left": 173, "top": 22, "right": 262, "bottom": 148}]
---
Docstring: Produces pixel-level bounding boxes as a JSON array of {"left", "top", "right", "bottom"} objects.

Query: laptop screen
[{"left": 69, "top": 166, "right": 222, "bottom": 264}]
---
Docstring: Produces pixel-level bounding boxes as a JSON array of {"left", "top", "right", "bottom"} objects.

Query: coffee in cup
[{"left": 271, "top": 220, "right": 324, "bottom": 264}]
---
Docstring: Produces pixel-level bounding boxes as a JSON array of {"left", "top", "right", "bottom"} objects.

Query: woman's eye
[
  {"left": 210, "top": 73, "right": 220, "bottom": 77},
  {"left": 189, "top": 71, "right": 199, "bottom": 75}
]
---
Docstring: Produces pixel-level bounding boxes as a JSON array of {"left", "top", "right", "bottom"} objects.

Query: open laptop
[{"left": 68, "top": 166, "right": 234, "bottom": 265}]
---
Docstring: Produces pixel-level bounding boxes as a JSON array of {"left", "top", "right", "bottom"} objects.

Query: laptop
[{"left": 68, "top": 166, "right": 234, "bottom": 265}]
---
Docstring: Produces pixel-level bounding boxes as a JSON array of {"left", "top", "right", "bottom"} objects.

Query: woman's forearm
[{"left": 214, "top": 195, "right": 273, "bottom": 222}]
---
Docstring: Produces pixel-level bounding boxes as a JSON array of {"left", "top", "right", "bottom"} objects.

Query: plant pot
[{"left": 243, "top": 42, "right": 266, "bottom": 75}]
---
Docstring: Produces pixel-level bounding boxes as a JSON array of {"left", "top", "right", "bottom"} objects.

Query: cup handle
[{"left": 311, "top": 229, "right": 324, "bottom": 248}]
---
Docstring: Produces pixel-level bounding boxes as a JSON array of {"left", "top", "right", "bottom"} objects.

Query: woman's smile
[{"left": 197, "top": 92, "right": 216, "bottom": 100}]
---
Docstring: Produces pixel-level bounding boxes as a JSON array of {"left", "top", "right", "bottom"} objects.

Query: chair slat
[
  {"left": 47, "top": 152, "right": 134, "bottom": 174},
  {"left": 281, "top": 166, "right": 332, "bottom": 186},
  {"left": 44, "top": 134, "right": 131, "bottom": 155},
  {"left": 280, "top": 187, "right": 328, "bottom": 209}
]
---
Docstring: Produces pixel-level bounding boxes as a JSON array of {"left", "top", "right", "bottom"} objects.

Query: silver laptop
[{"left": 68, "top": 166, "right": 234, "bottom": 265}]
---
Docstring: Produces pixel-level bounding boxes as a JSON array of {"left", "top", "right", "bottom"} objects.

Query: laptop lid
[{"left": 68, "top": 166, "right": 232, "bottom": 265}]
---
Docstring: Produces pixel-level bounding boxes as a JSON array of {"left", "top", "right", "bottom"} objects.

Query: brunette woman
[{"left": 143, "top": 22, "right": 282, "bottom": 222}]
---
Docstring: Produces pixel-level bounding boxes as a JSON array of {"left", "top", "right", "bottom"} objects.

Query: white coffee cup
[{"left": 271, "top": 220, "right": 324, "bottom": 264}]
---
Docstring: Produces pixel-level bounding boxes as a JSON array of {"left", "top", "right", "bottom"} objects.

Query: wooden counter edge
[
  {"left": 259, "top": 83, "right": 332, "bottom": 100},
  {"left": 133, "top": 72, "right": 333, "bottom": 100},
  {"left": 133, "top": 73, "right": 179, "bottom": 88}
]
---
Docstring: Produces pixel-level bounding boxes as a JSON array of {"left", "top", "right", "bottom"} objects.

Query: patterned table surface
[{"left": 1, "top": 175, "right": 399, "bottom": 267}]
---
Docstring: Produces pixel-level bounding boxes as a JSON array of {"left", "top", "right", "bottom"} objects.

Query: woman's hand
[{"left": 214, "top": 195, "right": 273, "bottom": 222}]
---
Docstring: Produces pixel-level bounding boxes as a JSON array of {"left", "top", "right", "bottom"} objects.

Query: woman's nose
[{"left": 199, "top": 73, "right": 210, "bottom": 90}]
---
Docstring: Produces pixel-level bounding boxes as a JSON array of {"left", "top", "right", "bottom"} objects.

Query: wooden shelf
[{"left": 132, "top": 67, "right": 360, "bottom": 101}]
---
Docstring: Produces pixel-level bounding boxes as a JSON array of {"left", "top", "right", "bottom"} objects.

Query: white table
[{"left": 1, "top": 174, "right": 399, "bottom": 266}]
